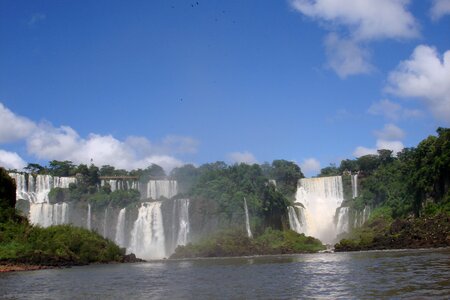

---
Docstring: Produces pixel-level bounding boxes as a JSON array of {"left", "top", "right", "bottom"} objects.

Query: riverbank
[
  {"left": 335, "top": 213, "right": 450, "bottom": 252},
  {"left": 0, "top": 263, "right": 57, "bottom": 273}
]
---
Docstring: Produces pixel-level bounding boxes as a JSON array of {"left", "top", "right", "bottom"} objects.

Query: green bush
[{"left": 170, "top": 228, "right": 325, "bottom": 259}]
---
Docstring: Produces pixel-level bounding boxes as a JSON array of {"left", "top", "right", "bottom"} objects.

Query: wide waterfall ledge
[
  {"left": 9, "top": 173, "right": 191, "bottom": 260},
  {"left": 288, "top": 174, "right": 370, "bottom": 244}
]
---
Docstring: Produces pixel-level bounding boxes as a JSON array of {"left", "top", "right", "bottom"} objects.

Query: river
[{"left": 1, "top": 248, "right": 449, "bottom": 299}]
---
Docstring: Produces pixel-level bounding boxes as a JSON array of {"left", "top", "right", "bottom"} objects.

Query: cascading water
[
  {"left": 87, "top": 204, "right": 92, "bottom": 230},
  {"left": 146, "top": 180, "right": 178, "bottom": 200},
  {"left": 9, "top": 172, "right": 189, "bottom": 259},
  {"left": 128, "top": 202, "right": 166, "bottom": 259},
  {"left": 243, "top": 197, "right": 252, "bottom": 238},
  {"left": 29, "top": 202, "right": 69, "bottom": 227},
  {"left": 175, "top": 199, "right": 190, "bottom": 246},
  {"left": 103, "top": 207, "right": 109, "bottom": 238},
  {"left": 288, "top": 206, "right": 305, "bottom": 233},
  {"left": 336, "top": 207, "right": 349, "bottom": 234},
  {"left": 351, "top": 174, "right": 358, "bottom": 198},
  {"left": 294, "top": 176, "right": 344, "bottom": 244},
  {"left": 115, "top": 208, "right": 127, "bottom": 247},
  {"left": 353, "top": 206, "right": 371, "bottom": 228}
]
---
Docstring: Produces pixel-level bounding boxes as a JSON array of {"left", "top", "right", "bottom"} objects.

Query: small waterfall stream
[
  {"left": 244, "top": 197, "right": 252, "bottom": 238},
  {"left": 115, "top": 208, "right": 127, "bottom": 247},
  {"left": 175, "top": 199, "right": 190, "bottom": 246},
  {"left": 87, "top": 204, "right": 91, "bottom": 230}
]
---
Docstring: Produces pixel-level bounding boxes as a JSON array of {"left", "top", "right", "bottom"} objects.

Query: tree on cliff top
[{"left": 0, "top": 167, "right": 17, "bottom": 222}]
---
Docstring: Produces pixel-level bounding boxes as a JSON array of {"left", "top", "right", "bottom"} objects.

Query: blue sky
[{"left": 0, "top": 0, "right": 449, "bottom": 176}]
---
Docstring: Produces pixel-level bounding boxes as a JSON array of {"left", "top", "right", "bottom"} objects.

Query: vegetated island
[
  {"left": 0, "top": 168, "right": 142, "bottom": 272},
  {"left": 170, "top": 229, "right": 325, "bottom": 259}
]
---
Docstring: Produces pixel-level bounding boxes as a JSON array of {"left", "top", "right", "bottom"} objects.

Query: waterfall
[
  {"left": 294, "top": 176, "right": 344, "bottom": 244},
  {"left": 288, "top": 206, "right": 307, "bottom": 234},
  {"left": 115, "top": 208, "right": 127, "bottom": 247},
  {"left": 87, "top": 204, "right": 92, "bottom": 230},
  {"left": 353, "top": 206, "right": 371, "bottom": 228},
  {"left": 176, "top": 199, "right": 190, "bottom": 246},
  {"left": 29, "top": 202, "right": 69, "bottom": 227},
  {"left": 243, "top": 197, "right": 252, "bottom": 238},
  {"left": 8, "top": 173, "right": 76, "bottom": 204},
  {"left": 146, "top": 180, "right": 178, "bottom": 200},
  {"left": 128, "top": 202, "right": 166, "bottom": 259},
  {"left": 336, "top": 207, "right": 349, "bottom": 234},
  {"left": 362, "top": 206, "right": 371, "bottom": 224},
  {"left": 351, "top": 174, "right": 358, "bottom": 198},
  {"left": 103, "top": 207, "right": 109, "bottom": 238}
]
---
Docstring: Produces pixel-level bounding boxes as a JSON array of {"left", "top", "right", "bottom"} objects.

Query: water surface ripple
[{"left": 1, "top": 248, "right": 449, "bottom": 299}]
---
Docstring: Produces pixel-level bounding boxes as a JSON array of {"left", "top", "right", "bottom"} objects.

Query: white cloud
[
  {"left": 368, "top": 99, "right": 422, "bottom": 121},
  {"left": 0, "top": 150, "right": 27, "bottom": 170},
  {"left": 375, "top": 139, "right": 405, "bottom": 154},
  {"left": 0, "top": 102, "right": 197, "bottom": 172},
  {"left": 353, "top": 124, "right": 405, "bottom": 157},
  {"left": 430, "top": 0, "right": 450, "bottom": 20},
  {"left": 290, "top": 0, "right": 418, "bottom": 77},
  {"left": 227, "top": 151, "right": 258, "bottom": 165},
  {"left": 386, "top": 45, "right": 450, "bottom": 123},
  {"left": 300, "top": 158, "right": 321, "bottom": 175},
  {"left": 353, "top": 146, "right": 377, "bottom": 157},
  {"left": 290, "top": 0, "right": 418, "bottom": 40},
  {"left": 0, "top": 103, "right": 36, "bottom": 143},
  {"left": 26, "top": 127, "right": 191, "bottom": 172},
  {"left": 374, "top": 124, "right": 405, "bottom": 140},
  {"left": 324, "top": 33, "right": 373, "bottom": 78}
]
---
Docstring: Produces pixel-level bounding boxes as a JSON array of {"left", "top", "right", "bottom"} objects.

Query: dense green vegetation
[
  {"left": 329, "top": 128, "right": 450, "bottom": 250},
  {"left": 170, "top": 228, "right": 325, "bottom": 259},
  {"left": 335, "top": 209, "right": 450, "bottom": 251},
  {"left": 323, "top": 128, "right": 450, "bottom": 218},
  {"left": 0, "top": 167, "right": 126, "bottom": 266},
  {"left": 186, "top": 162, "right": 295, "bottom": 231}
]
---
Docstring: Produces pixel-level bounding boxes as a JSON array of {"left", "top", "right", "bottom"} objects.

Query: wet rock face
[{"left": 122, "top": 253, "right": 145, "bottom": 263}]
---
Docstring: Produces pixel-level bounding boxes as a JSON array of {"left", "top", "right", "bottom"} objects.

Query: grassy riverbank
[{"left": 170, "top": 228, "right": 325, "bottom": 259}]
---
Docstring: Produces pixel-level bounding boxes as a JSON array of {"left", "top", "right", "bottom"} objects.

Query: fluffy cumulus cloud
[
  {"left": 26, "top": 127, "right": 188, "bottom": 171},
  {"left": 227, "top": 151, "right": 258, "bottom": 165},
  {"left": 430, "top": 0, "right": 450, "bottom": 20},
  {"left": 0, "top": 102, "right": 196, "bottom": 172},
  {"left": 386, "top": 45, "right": 450, "bottom": 123},
  {"left": 353, "top": 146, "right": 378, "bottom": 157},
  {"left": 0, "top": 150, "right": 27, "bottom": 170},
  {"left": 324, "top": 33, "right": 373, "bottom": 78},
  {"left": 353, "top": 124, "right": 405, "bottom": 157},
  {"left": 368, "top": 99, "right": 422, "bottom": 121},
  {"left": 290, "top": 0, "right": 418, "bottom": 40},
  {"left": 0, "top": 103, "right": 36, "bottom": 143},
  {"left": 290, "top": 0, "right": 418, "bottom": 77},
  {"left": 300, "top": 158, "right": 321, "bottom": 175}
]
